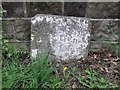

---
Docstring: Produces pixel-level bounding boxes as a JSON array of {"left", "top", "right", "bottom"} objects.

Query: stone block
[
  {"left": 2, "top": 20, "right": 15, "bottom": 40},
  {"left": 2, "top": 20, "right": 31, "bottom": 41},
  {"left": 89, "top": 41, "right": 104, "bottom": 51},
  {"left": 14, "top": 20, "right": 31, "bottom": 41},
  {"left": 2, "top": 2, "right": 25, "bottom": 18},
  {"left": 26, "top": 2, "right": 62, "bottom": 17},
  {"left": 91, "top": 21, "right": 119, "bottom": 42},
  {"left": 64, "top": 2, "right": 87, "bottom": 17},
  {"left": 86, "top": 2, "right": 119, "bottom": 19},
  {"left": 31, "top": 14, "right": 91, "bottom": 61},
  {"left": 89, "top": 41, "right": 118, "bottom": 51}
]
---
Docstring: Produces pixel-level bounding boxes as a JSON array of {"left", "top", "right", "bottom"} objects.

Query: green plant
[
  {"left": 43, "top": 75, "right": 61, "bottom": 88},
  {"left": 61, "top": 66, "right": 117, "bottom": 88},
  {"left": 2, "top": 52, "right": 61, "bottom": 88},
  {"left": 2, "top": 40, "right": 27, "bottom": 61},
  {"left": 73, "top": 69, "right": 117, "bottom": 88},
  {"left": 2, "top": 41, "right": 18, "bottom": 61}
]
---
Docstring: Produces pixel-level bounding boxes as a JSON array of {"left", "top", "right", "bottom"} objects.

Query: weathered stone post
[{"left": 31, "top": 14, "right": 91, "bottom": 61}]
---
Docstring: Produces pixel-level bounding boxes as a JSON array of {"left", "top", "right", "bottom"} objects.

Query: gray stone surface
[
  {"left": 26, "top": 2, "right": 62, "bottom": 17},
  {"left": 2, "top": 2, "right": 119, "bottom": 55},
  {"left": 64, "top": 2, "right": 87, "bottom": 17},
  {"left": 91, "top": 21, "right": 119, "bottom": 42},
  {"left": 2, "top": 20, "right": 31, "bottom": 41},
  {"left": 31, "top": 14, "right": 91, "bottom": 61},
  {"left": 86, "top": 2, "right": 119, "bottom": 19},
  {"left": 2, "top": 2, "right": 25, "bottom": 18}
]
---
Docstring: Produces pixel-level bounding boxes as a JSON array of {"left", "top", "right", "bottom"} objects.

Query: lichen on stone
[{"left": 31, "top": 14, "right": 91, "bottom": 61}]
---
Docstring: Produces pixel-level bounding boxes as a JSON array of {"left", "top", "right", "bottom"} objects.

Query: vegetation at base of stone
[
  {"left": 2, "top": 58, "right": 117, "bottom": 88},
  {"left": 60, "top": 66, "right": 117, "bottom": 88},
  {"left": 2, "top": 45, "right": 117, "bottom": 88},
  {"left": 2, "top": 39, "right": 118, "bottom": 88},
  {"left": 72, "top": 70, "right": 116, "bottom": 88},
  {"left": 2, "top": 52, "right": 61, "bottom": 88}
]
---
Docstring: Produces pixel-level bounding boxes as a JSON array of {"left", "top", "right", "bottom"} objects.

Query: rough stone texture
[
  {"left": 2, "top": 2, "right": 25, "bottom": 18},
  {"left": 7, "top": 42, "right": 30, "bottom": 51},
  {"left": 2, "top": 2, "right": 119, "bottom": 53},
  {"left": 14, "top": 20, "right": 31, "bottom": 40},
  {"left": 89, "top": 41, "right": 118, "bottom": 51},
  {"left": 90, "top": 20, "right": 119, "bottom": 52},
  {"left": 90, "top": 41, "right": 105, "bottom": 51},
  {"left": 2, "top": 20, "right": 14, "bottom": 40},
  {"left": 31, "top": 14, "right": 91, "bottom": 61},
  {"left": 26, "top": 2, "right": 62, "bottom": 17},
  {"left": 91, "top": 21, "right": 119, "bottom": 42},
  {"left": 2, "top": 20, "right": 31, "bottom": 41},
  {"left": 64, "top": 2, "right": 87, "bottom": 17},
  {"left": 86, "top": 2, "right": 119, "bottom": 19}
]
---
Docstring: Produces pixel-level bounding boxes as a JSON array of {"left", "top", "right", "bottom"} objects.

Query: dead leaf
[
  {"left": 72, "top": 83, "right": 77, "bottom": 88},
  {"left": 108, "top": 53, "right": 112, "bottom": 57},
  {"left": 104, "top": 67, "right": 109, "bottom": 73},
  {"left": 100, "top": 67, "right": 104, "bottom": 71},
  {"left": 111, "top": 61, "right": 117, "bottom": 65},
  {"left": 93, "top": 54, "right": 97, "bottom": 59},
  {"left": 113, "top": 70, "right": 119, "bottom": 73}
]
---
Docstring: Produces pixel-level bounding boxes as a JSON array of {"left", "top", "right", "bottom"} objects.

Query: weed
[
  {"left": 2, "top": 52, "right": 61, "bottom": 88},
  {"left": 73, "top": 69, "right": 117, "bottom": 88},
  {"left": 2, "top": 39, "right": 27, "bottom": 61}
]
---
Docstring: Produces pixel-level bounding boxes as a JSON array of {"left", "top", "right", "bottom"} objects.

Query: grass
[
  {"left": 2, "top": 44, "right": 61, "bottom": 88},
  {"left": 2, "top": 41, "right": 118, "bottom": 88},
  {"left": 73, "top": 69, "right": 116, "bottom": 88},
  {"left": 2, "top": 54, "right": 62, "bottom": 88}
]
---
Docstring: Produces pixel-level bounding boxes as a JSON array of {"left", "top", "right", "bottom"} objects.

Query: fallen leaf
[
  {"left": 111, "top": 61, "right": 117, "bottom": 65},
  {"left": 113, "top": 70, "right": 119, "bottom": 73},
  {"left": 72, "top": 83, "right": 77, "bottom": 88},
  {"left": 108, "top": 53, "right": 112, "bottom": 57},
  {"left": 104, "top": 67, "right": 109, "bottom": 73},
  {"left": 93, "top": 54, "right": 97, "bottom": 59}
]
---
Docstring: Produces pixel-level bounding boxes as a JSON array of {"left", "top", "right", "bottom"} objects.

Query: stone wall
[{"left": 2, "top": 2, "right": 120, "bottom": 52}]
